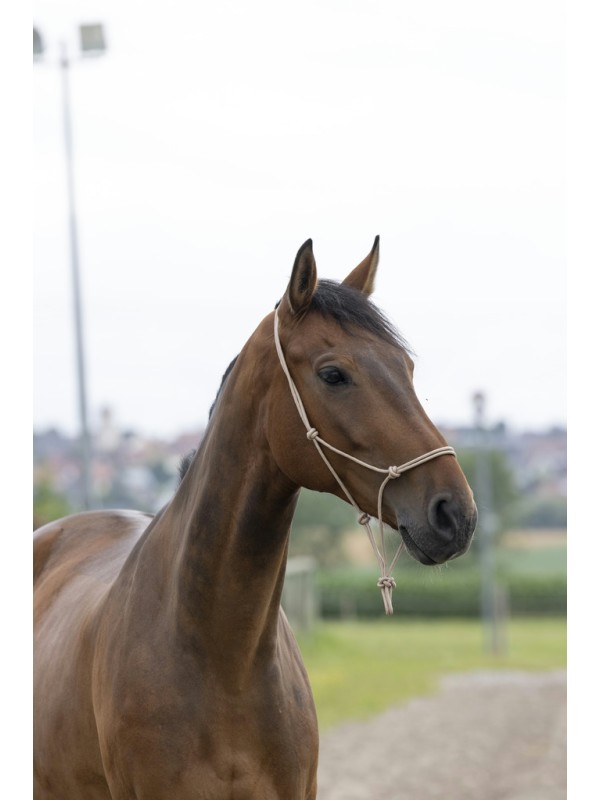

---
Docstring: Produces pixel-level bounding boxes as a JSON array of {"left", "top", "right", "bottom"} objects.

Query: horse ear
[
  {"left": 342, "top": 235, "right": 380, "bottom": 296},
  {"left": 286, "top": 238, "right": 317, "bottom": 315}
]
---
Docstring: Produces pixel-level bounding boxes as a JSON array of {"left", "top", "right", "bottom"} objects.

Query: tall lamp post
[
  {"left": 34, "top": 24, "right": 107, "bottom": 510},
  {"left": 473, "top": 391, "right": 504, "bottom": 654}
]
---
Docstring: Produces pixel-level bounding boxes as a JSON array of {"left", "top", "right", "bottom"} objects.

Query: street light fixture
[
  {"left": 34, "top": 23, "right": 107, "bottom": 510},
  {"left": 79, "top": 24, "right": 106, "bottom": 56},
  {"left": 33, "top": 27, "right": 44, "bottom": 60}
]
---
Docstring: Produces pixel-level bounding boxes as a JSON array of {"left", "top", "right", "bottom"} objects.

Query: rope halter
[{"left": 273, "top": 306, "right": 456, "bottom": 614}]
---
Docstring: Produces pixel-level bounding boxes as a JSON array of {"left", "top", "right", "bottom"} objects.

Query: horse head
[{"left": 267, "top": 237, "right": 477, "bottom": 568}]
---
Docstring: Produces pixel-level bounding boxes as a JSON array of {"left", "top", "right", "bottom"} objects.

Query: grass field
[{"left": 297, "top": 617, "right": 567, "bottom": 730}]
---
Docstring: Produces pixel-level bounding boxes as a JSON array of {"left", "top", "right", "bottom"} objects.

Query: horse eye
[{"left": 318, "top": 367, "right": 349, "bottom": 386}]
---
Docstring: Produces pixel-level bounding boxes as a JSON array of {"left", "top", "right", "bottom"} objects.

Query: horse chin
[
  {"left": 380, "top": 517, "right": 441, "bottom": 566},
  {"left": 399, "top": 526, "right": 440, "bottom": 565}
]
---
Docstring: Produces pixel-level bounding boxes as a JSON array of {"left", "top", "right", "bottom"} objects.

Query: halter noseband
[{"left": 274, "top": 307, "right": 456, "bottom": 614}]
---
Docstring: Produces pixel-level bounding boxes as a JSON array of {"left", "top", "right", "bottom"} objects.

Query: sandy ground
[{"left": 317, "top": 670, "right": 566, "bottom": 800}]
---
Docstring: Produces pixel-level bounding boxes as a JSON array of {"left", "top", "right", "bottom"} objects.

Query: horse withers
[{"left": 33, "top": 237, "right": 477, "bottom": 799}]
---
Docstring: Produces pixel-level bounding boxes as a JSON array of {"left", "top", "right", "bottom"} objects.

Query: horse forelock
[{"left": 309, "top": 279, "right": 412, "bottom": 353}]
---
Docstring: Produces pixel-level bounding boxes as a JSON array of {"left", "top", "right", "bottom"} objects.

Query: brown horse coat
[{"left": 33, "top": 239, "right": 477, "bottom": 799}]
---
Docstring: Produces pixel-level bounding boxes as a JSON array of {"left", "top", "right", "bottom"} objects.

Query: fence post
[{"left": 282, "top": 556, "right": 317, "bottom": 632}]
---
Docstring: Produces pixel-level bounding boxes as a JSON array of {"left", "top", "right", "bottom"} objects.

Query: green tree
[
  {"left": 33, "top": 481, "right": 72, "bottom": 530},
  {"left": 511, "top": 495, "right": 567, "bottom": 529},
  {"left": 457, "top": 447, "right": 520, "bottom": 541},
  {"left": 290, "top": 489, "right": 357, "bottom": 566}
]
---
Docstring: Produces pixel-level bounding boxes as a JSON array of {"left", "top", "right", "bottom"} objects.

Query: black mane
[
  {"left": 178, "top": 356, "right": 238, "bottom": 484},
  {"left": 309, "top": 280, "right": 410, "bottom": 351},
  {"left": 178, "top": 450, "right": 196, "bottom": 482},
  {"left": 209, "top": 355, "right": 239, "bottom": 419}
]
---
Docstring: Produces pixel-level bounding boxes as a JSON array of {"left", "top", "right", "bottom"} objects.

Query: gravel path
[{"left": 317, "top": 670, "right": 566, "bottom": 800}]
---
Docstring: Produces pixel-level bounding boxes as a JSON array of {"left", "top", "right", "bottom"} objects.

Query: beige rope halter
[{"left": 274, "top": 307, "right": 456, "bottom": 614}]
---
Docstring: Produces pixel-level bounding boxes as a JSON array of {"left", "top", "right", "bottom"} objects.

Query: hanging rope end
[{"left": 377, "top": 576, "right": 397, "bottom": 616}]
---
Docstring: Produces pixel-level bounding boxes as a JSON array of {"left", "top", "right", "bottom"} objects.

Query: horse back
[{"left": 34, "top": 509, "right": 151, "bottom": 590}]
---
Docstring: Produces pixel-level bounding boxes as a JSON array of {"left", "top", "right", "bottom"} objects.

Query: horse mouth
[{"left": 399, "top": 525, "right": 440, "bottom": 566}]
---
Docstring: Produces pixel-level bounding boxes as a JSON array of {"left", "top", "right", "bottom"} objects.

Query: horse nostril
[{"left": 428, "top": 493, "right": 458, "bottom": 542}]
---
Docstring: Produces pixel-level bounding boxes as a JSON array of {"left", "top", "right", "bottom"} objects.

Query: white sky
[{"left": 32, "top": 0, "right": 566, "bottom": 438}]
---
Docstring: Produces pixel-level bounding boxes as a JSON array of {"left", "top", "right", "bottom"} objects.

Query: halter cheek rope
[{"left": 274, "top": 307, "right": 456, "bottom": 615}]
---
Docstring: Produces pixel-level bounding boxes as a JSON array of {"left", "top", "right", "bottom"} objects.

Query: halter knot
[
  {"left": 388, "top": 465, "right": 403, "bottom": 479},
  {"left": 377, "top": 576, "right": 397, "bottom": 590},
  {"left": 358, "top": 512, "right": 371, "bottom": 526},
  {"left": 306, "top": 428, "right": 320, "bottom": 441}
]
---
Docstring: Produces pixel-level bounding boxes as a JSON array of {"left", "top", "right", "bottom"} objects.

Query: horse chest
[
  {"left": 188, "top": 712, "right": 317, "bottom": 800},
  {"left": 96, "top": 649, "right": 318, "bottom": 800},
  {"left": 101, "top": 702, "right": 317, "bottom": 799}
]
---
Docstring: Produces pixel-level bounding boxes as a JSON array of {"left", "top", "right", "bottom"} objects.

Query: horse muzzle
[{"left": 398, "top": 494, "right": 478, "bottom": 565}]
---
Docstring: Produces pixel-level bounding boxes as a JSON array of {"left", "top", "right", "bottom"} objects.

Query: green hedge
[{"left": 317, "top": 567, "right": 566, "bottom": 618}]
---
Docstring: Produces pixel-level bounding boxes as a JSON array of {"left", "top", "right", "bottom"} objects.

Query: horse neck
[{"left": 140, "top": 332, "right": 298, "bottom": 683}]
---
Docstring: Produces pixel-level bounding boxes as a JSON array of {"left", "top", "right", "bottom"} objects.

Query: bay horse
[{"left": 33, "top": 238, "right": 477, "bottom": 799}]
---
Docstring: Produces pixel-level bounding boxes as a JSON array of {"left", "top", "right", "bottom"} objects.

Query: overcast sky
[{"left": 33, "top": 0, "right": 566, "bottom": 439}]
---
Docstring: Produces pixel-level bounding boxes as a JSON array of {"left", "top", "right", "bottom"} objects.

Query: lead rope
[{"left": 274, "top": 307, "right": 456, "bottom": 614}]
